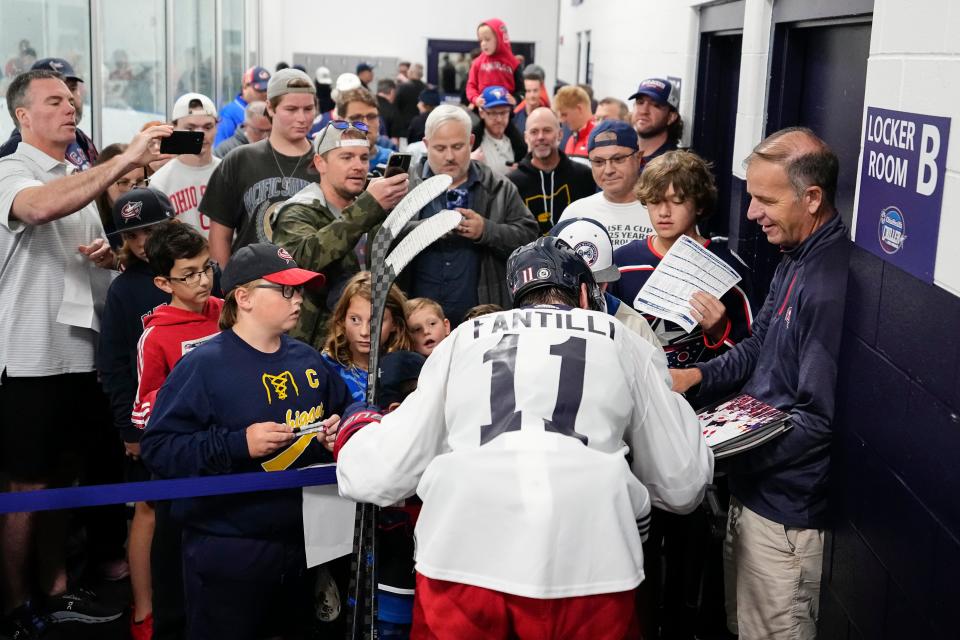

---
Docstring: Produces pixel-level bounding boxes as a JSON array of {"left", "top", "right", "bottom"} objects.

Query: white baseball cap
[
  {"left": 549, "top": 217, "right": 621, "bottom": 283},
  {"left": 315, "top": 66, "right": 332, "bottom": 85},
  {"left": 171, "top": 92, "right": 217, "bottom": 122}
]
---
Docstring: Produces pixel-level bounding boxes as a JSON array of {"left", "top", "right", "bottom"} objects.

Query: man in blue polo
[
  {"left": 629, "top": 77, "right": 682, "bottom": 171},
  {"left": 214, "top": 65, "right": 270, "bottom": 146}
]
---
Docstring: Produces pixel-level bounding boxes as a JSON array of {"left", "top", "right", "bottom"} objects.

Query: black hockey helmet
[{"left": 506, "top": 236, "right": 603, "bottom": 310}]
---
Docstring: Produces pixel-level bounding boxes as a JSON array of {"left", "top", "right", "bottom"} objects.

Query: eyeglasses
[
  {"left": 243, "top": 122, "right": 272, "bottom": 136},
  {"left": 589, "top": 152, "right": 637, "bottom": 169},
  {"left": 166, "top": 262, "right": 216, "bottom": 286},
  {"left": 349, "top": 113, "right": 380, "bottom": 125},
  {"left": 253, "top": 283, "right": 304, "bottom": 299},
  {"left": 483, "top": 109, "right": 511, "bottom": 120},
  {"left": 116, "top": 178, "right": 150, "bottom": 191}
]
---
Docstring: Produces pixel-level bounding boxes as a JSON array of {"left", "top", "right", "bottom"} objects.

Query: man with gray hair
[
  {"left": 213, "top": 100, "right": 271, "bottom": 158},
  {"left": 405, "top": 104, "right": 537, "bottom": 324},
  {"left": 672, "top": 127, "right": 851, "bottom": 640}
]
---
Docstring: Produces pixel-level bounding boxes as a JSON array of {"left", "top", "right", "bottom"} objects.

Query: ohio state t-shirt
[{"left": 149, "top": 157, "right": 221, "bottom": 237}]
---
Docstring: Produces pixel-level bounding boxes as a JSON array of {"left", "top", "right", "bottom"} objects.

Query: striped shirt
[{"left": 0, "top": 142, "right": 112, "bottom": 378}]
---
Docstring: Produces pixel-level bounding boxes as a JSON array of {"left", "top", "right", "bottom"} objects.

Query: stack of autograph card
[{"left": 697, "top": 394, "right": 791, "bottom": 458}]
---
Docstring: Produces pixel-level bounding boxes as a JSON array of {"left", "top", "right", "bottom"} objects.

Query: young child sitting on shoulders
[
  {"left": 406, "top": 298, "right": 451, "bottom": 358},
  {"left": 323, "top": 271, "right": 412, "bottom": 402}
]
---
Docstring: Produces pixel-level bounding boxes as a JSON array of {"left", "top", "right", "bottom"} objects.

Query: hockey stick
[
  {"left": 347, "top": 210, "right": 463, "bottom": 640},
  {"left": 345, "top": 178, "right": 455, "bottom": 640}
]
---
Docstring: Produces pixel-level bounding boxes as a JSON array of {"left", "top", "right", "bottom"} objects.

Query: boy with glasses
[
  {"left": 149, "top": 93, "right": 221, "bottom": 238},
  {"left": 558, "top": 119, "right": 654, "bottom": 248},
  {"left": 336, "top": 87, "right": 394, "bottom": 172}
]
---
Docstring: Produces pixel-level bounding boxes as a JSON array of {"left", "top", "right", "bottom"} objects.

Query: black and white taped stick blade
[
  {"left": 385, "top": 209, "right": 463, "bottom": 276},
  {"left": 381, "top": 174, "right": 452, "bottom": 239}
]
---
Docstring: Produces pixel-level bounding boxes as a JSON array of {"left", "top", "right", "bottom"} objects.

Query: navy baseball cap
[
  {"left": 356, "top": 62, "right": 373, "bottom": 74},
  {"left": 32, "top": 57, "right": 82, "bottom": 82},
  {"left": 243, "top": 66, "right": 271, "bottom": 92},
  {"left": 376, "top": 351, "right": 426, "bottom": 407},
  {"left": 481, "top": 85, "right": 511, "bottom": 109},
  {"left": 221, "top": 243, "right": 325, "bottom": 294},
  {"left": 628, "top": 78, "right": 679, "bottom": 111},
  {"left": 109, "top": 187, "right": 175, "bottom": 237},
  {"left": 419, "top": 87, "right": 440, "bottom": 107},
  {"left": 588, "top": 119, "right": 639, "bottom": 153}
]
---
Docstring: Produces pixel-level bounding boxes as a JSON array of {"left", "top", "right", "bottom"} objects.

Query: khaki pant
[{"left": 723, "top": 498, "right": 824, "bottom": 640}]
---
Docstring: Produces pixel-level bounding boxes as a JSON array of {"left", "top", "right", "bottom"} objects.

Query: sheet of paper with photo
[{"left": 632, "top": 235, "right": 742, "bottom": 333}]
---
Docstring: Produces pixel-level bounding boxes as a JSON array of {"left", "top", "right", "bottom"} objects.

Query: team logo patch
[
  {"left": 120, "top": 201, "right": 143, "bottom": 221},
  {"left": 262, "top": 371, "right": 299, "bottom": 404},
  {"left": 573, "top": 241, "right": 599, "bottom": 267},
  {"left": 641, "top": 79, "right": 666, "bottom": 91},
  {"left": 594, "top": 130, "right": 618, "bottom": 144},
  {"left": 878, "top": 205, "right": 906, "bottom": 254},
  {"left": 277, "top": 247, "right": 294, "bottom": 262},
  {"left": 537, "top": 267, "right": 551, "bottom": 279},
  {"left": 258, "top": 70, "right": 269, "bottom": 80},
  {"left": 50, "top": 60, "right": 64, "bottom": 71}
]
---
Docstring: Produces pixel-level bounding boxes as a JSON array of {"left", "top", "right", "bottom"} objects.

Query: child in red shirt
[{"left": 467, "top": 18, "right": 523, "bottom": 107}]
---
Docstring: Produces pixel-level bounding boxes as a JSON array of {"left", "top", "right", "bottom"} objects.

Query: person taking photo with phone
[
  {"left": 271, "top": 120, "right": 409, "bottom": 350},
  {"left": 148, "top": 93, "right": 221, "bottom": 238}
]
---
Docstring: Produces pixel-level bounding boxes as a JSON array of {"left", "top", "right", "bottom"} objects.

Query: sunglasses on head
[{"left": 329, "top": 120, "right": 369, "bottom": 133}]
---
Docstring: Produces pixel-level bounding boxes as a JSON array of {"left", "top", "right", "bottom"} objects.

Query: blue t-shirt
[
  {"left": 215, "top": 95, "right": 248, "bottom": 147},
  {"left": 321, "top": 352, "right": 368, "bottom": 403}
]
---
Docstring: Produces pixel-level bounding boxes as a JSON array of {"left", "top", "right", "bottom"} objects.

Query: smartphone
[
  {"left": 383, "top": 152, "right": 412, "bottom": 178},
  {"left": 160, "top": 130, "right": 204, "bottom": 155}
]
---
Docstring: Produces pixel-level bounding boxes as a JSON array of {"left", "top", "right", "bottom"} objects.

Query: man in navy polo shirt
[
  {"left": 629, "top": 77, "right": 683, "bottom": 171},
  {"left": 214, "top": 65, "right": 270, "bottom": 146}
]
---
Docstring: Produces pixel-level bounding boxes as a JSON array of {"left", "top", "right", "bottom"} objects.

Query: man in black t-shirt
[{"left": 200, "top": 68, "right": 317, "bottom": 265}]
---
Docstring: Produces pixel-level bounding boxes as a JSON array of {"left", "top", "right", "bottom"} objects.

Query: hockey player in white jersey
[{"left": 334, "top": 236, "right": 713, "bottom": 639}]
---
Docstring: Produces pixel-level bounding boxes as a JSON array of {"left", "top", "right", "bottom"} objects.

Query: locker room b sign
[{"left": 854, "top": 106, "right": 951, "bottom": 283}]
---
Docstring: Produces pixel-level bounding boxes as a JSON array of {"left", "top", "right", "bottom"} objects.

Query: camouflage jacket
[{"left": 272, "top": 183, "right": 387, "bottom": 349}]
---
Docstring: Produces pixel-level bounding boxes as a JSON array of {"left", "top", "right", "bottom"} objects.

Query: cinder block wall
[{"left": 821, "top": 1, "right": 960, "bottom": 637}]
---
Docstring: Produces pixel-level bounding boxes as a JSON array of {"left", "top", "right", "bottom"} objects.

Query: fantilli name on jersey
[{"left": 336, "top": 304, "right": 713, "bottom": 599}]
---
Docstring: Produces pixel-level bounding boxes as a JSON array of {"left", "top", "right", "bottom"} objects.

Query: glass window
[
  {"left": 0, "top": 0, "right": 91, "bottom": 143},
  {"left": 172, "top": 0, "right": 215, "bottom": 102},
  {"left": 219, "top": 0, "right": 246, "bottom": 108},
  {"left": 99, "top": 0, "right": 166, "bottom": 145}
]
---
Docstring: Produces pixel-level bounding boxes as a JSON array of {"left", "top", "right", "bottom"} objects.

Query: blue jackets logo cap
[{"left": 120, "top": 200, "right": 143, "bottom": 221}]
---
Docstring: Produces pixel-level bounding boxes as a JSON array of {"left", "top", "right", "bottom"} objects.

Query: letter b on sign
[{"left": 917, "top": 124, "right": 940, "bottom": 197}]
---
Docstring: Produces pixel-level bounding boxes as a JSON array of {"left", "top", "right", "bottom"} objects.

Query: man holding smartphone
[
  {"left": 149, "top": 93, "right": 220, "bottom": 238},
  {"left": 271, "top": 121, "right": 409, "bottom": 349}
]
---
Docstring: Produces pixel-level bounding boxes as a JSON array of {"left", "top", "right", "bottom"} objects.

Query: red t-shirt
[{"left": 564, "top": 119, "right": 596, "bottom": 158}]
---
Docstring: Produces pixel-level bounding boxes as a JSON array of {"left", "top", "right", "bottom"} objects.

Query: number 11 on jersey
[{"left": 480, "top": 333, "right": 588, "bottom": 446}]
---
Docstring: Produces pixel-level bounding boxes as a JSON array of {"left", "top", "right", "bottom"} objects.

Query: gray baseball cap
[
  {"left": 266, "top": 68, "right": 316, "bottom": 100},
  {"left": 313, "top": 122, "right": 371, "bottom": 156}
]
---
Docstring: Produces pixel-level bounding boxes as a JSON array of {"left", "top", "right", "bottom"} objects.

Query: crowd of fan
[{"left": 0, "top": 15, "right": 849, "bottom": 640}]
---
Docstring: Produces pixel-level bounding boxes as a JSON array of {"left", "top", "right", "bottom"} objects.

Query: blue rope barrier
[{"left": 0, "top": 465, "right": 339, "bottom": 515}]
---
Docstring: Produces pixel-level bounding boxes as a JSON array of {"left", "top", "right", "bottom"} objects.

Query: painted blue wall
[{"left": 818, "top": 245, "right": 960, "bottom": 639}]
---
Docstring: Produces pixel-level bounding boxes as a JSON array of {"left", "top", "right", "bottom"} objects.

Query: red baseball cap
[{"left": 221, "top": 243, "right": 325, "bottom": 293}]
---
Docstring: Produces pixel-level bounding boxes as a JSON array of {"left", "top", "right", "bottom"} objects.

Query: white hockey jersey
[{"left": 336, "top": 304, "right": 713, "bottom": 599}]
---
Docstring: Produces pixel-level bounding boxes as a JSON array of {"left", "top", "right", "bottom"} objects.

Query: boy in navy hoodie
[
  {"left": 96, "top": 188, "right": 177, "bottom": 638},
  {"left": 141, "top": 243, "right": 351, "bottom": 640}
]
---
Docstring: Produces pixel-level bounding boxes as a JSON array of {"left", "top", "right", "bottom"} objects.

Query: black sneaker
[
  {"left": 44, "top": 589, "right": 122, "bottom": 624},
  {"left": 0, "top": 602, "right": 48, "bottom": 639}
]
